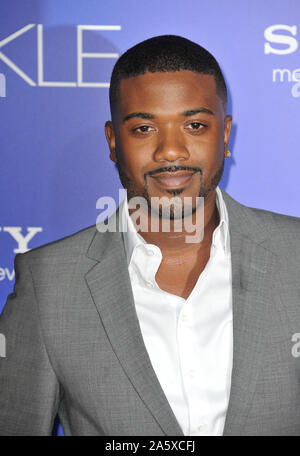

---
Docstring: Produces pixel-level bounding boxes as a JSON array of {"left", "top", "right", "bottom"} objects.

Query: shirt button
[
  {"left": 146, "top": 281, "right": 154, "bottom": 288},
  {"left": 147, "top": 249, "right": 154, "bottom": 256},
  {"left": 181, "top": 314, "right": 188, "bottom": 322},
  {"left": 189, "top": 369, "right": 195, "bottom": 378},
  {"left": 197, "top": 424, "right": 205, "bottom": 432}
]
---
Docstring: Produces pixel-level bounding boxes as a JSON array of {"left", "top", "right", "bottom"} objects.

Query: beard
[{"left": 116, "top": 157, "right": 224, "bottom": 220}]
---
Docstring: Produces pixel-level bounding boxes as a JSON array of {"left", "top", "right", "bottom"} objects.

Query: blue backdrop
[{"left": 1, "top": 0, "right": 300, "bottom": 435}]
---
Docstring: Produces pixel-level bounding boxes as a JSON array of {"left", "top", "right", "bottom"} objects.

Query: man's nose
[{"left": 153, "top": 130, "right": 189, "bottom": 163}]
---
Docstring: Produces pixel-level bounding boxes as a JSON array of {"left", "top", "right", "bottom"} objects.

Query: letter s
[{"left": 264, "top": 25, "right": 298, "bottom": 55}]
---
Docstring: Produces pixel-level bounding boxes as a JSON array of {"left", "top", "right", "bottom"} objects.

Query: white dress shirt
[{"left": 119, "top": 186, "right": 233, "bottom": 436}]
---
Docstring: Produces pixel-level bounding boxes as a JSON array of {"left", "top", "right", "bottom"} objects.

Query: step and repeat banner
[{"left": 1, "top": 0, "right": 300, "bottom": 435}]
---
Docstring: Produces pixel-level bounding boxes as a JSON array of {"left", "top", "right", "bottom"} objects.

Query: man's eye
[
  {"left": 187, "top": 122, "right": 205, "bottom": 130},
  {"left": 133, "top": 125, "right": 154, "bottom": 133}
]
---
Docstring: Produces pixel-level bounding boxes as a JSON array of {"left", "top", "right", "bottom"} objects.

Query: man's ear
[
  {"left": 224, "top": 115, "right": 232, "bottom": 151},
  {"left": 105, "top": 121, "right": 117, "bottom": 163}
]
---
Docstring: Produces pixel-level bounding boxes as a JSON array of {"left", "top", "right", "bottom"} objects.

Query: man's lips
[{"left": 149, "top": 171, "right": 196, "bottom": 188}]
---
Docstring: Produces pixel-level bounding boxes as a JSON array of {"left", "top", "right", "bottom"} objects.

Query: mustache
[{"left": 145, "top": 166, "right": 202, "bottom": 178}]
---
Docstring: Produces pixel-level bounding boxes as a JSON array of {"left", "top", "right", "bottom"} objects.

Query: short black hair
[{"left": 109, "top": 35, "right": 227, "bottom": 114}]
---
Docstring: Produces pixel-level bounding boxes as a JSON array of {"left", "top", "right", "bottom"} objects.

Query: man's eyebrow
[
  {"left": 123, "top": 112, "right": 155, "bottom": 122},
  {"left": 182, "top": 108, "right": 215, "bottom": 116}
]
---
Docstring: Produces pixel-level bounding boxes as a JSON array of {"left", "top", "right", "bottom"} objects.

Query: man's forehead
[{"left": 117, "top": 71, "right": 221, "bottom": 114}]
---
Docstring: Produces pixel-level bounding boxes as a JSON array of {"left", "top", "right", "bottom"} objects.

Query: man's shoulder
[
  {"left": 221, "top": 188, "right": 300, "bottom": 235},
  {"left": 247, "top": 206, "right": 300, "bottom": 256},
  {"left": 220, "top": 188, "right": 300, "bottom": 259},
  {"left": 22, "top": 224, "right": 99, "bottom": 264},
  {"left": 248, "top": 205, "right": 300, "bottom": 233}
]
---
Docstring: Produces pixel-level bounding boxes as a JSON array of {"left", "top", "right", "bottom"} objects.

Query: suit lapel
[
  {"left": 85, "top": 214, "right": 184, "bottom": 436},
  {"left": 221, "top": 190, "right": 278, "bottom": 435}
]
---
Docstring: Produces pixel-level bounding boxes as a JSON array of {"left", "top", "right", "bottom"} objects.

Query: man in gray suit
[{"left": 1, "top": 35, "right": 300, "bottom": 436}]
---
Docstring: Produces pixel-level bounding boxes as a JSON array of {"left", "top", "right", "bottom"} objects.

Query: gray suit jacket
[{"left": 1, "top": 188, "right": 300, "bottom": 436}]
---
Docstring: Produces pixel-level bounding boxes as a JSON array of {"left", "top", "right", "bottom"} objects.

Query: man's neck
[{"left": 133, "top": 190, "right": 220, "bottom": 257}]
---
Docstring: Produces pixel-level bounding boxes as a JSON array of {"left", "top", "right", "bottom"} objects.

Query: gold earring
[{"left": 225, "top": 147, "right": 231, "bottom": 157}]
